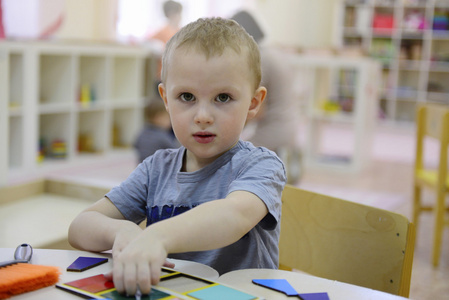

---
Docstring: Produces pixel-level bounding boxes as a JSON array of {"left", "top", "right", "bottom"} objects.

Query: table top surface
[
  {"left": 0, "top": 247, "right": 218, "bottom": 299},
  {"left": 218, "top": 268, "right": 409, "bottom": 300},
  {"left": 1, "top": 248, "right": 410, "bottom": 300}
]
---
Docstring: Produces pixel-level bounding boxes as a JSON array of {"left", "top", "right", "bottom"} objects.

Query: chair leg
[
  {"left": 432, "top": 192, "right": 446, "bottom": 267},
  {"left": 413, "top": 184, "right": 421, "bottom": 231}
]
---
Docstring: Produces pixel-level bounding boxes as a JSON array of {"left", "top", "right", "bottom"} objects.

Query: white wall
[
  {"left": 55, "top": 0, "right": 117, "bottom": 41},
  {"left": 55, "top": 0, "right": 338, "bottom": 48},
  {"left": 256, "top": 0, "right": 339, "bottom": 48}
]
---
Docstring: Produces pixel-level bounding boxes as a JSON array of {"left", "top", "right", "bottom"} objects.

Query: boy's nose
[{"left": 194, "top": 104, "right": 213, "bottom": 125}]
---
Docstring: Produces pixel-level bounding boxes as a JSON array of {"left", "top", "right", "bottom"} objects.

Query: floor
[{"left": 6, "top": 123, "right": 448, "bottom": 299}]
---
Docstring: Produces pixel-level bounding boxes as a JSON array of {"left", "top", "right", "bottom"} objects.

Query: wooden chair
[
  {"left": 279, "top": 185, "right": 415, "bottom": 297},
  {"left": 413, "top": 103, "right": 449, "bottom": 267}
]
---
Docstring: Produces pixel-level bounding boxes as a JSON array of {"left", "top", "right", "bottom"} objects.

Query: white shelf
[
  {"left": 291, "top": 55, "right": 381, "bottom": 172},
  {"left": 337, "top": 0, "right": 449, "bottom": 125},
  {"left": 0, "top": 41, "right": 153, "bottom": 186}
]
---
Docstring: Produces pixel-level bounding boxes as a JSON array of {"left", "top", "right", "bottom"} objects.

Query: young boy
[
  {"left": 134, "top": 99, "right": 179, "bottom": 163},
  {"left": 68, "top": 17, "right": 286, "bottom": 296}
]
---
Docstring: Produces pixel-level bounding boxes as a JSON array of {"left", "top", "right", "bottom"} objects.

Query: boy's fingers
[
  {"left": 112, "top": 262, "right": 125, "bottom": 293},
  {"left": 150, "top": 263, "right": 162, "bottom": 286},
  {"left": 163, "top": 260, "right": 175, "bottom": 268},
  {"left": 123, "top": 264, "right": 138, "bottom": 296},
  {"left": 137, "top": 264, "right": 152, "bottom": 295}
]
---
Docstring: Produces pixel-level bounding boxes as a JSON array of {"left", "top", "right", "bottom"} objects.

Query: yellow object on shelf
[
  {"left": 80, "top": 84, "right": 91, "bottom": 108},
  {"left": 321, "top": 100, "right": 341, "bottom": 113}
]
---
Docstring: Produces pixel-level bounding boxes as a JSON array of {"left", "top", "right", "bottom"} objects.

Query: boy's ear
[
  {"left": 158, "top": 83, "right": 169, "bottom": 111},
  {"left": 247, "top": 86, "right": 267, "bottom": 120}
]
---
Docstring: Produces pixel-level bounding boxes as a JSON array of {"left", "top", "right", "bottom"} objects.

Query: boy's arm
[
  {"left": 153, "top": 190, "right": 268, "bottom": 252},
  {"left": 68, "top": 197, "right": 143, "bottom": 252},
  {"left": 112, "top": 190, "right": 268, "bottom": 295}
]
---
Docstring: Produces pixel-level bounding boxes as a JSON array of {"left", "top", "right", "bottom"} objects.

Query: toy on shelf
[
  {"left": 433, "top": 11, "right": 449, "bottom": 31},
  {"left": 372, "top": 13, "right": 395, "bottom": 34},
  {"left": 403, "top": 10, "right": 427, "bottom": 32},
  {"left": 78, "top": 133, "right": 95, "bottom": 153},
  {"left": 37, "top": 138, "right": 47, "bottom": 163},
  {"left": 78, "top": 83, "right": 96, "bottom": 108},
  {"left": 50, "top": 139, "right": 67, "bottom": 159}
]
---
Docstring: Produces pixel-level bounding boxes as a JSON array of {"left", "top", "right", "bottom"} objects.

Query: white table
[
  {"left": 0, "top": 248, "right": 218, "bottom": 299},
  {"left": 218, "top": 269, "right": 410, "bottom": 300}
]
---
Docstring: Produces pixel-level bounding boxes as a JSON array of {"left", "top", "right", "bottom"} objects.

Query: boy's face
[{"left": 159, "top": 47, "right": 266, "bottom": 171}]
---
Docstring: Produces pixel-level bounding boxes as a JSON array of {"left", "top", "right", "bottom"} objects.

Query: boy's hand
[
  {"left": 112, "top": 223, "right": 142, "bottom": 258},
  {"left": 112, "top": 230, "right": 169, "bottom": 296}
]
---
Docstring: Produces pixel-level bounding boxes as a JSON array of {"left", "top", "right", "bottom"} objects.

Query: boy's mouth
[{"left": 193, "top": 132, "right": 216, "bottom": 144}]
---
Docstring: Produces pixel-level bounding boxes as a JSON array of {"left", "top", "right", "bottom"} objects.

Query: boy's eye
[
  {"left": 215, "top": 94, "right": 231, "bottom": 103},
  {"left": 180, "top": 93, "right": 195, "bottom": 102}
]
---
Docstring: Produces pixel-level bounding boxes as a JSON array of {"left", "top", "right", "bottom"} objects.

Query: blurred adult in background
[
  {"left": 146, "top": 0, "right": 183, "bottom": 83},
  {"left": 232, "top": 10, "right": 302, "bottom": 183},
  {"left": 147, "top": 0, "right": 183, "bottom": 45}
]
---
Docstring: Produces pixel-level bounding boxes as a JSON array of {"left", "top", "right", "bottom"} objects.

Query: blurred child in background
[{"left": 134, "top": 99, "right": 179, "bottom": 163}]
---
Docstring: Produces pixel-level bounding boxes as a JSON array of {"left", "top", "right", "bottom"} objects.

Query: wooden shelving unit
[
  {"left": 0, "top": 41, "right": 152, "bottom": 186},
  {"left": 336, "top": 0, "right": 449, "bottom": 126}
]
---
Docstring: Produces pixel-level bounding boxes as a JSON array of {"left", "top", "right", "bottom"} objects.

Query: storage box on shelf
[
  {"left": 0, "top": 41, "right": 152, "bottom": 186},
  {"left": 336, "top": 0, "right": 449, "bottom": 126},
  {"left": 292, "top": 55, "right": 381, "bottom": 172}
]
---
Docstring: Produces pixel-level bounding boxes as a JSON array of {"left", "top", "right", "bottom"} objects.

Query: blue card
[
  {"left": 252, "top": 279, "right": 298, "bottom": 296},
  {"left": 188, "top": 284, "right": 256, "bottom": 300},
  {"left": 67, "top": 256, "right": 108, "bottom": 272},
  {"left": 252, "top": 279, "right": 329, "bottom": 300}
]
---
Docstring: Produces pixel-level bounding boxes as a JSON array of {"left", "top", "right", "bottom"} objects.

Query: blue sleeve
[
  {"left": 228, "top": 148, "right": 286, "bottom": 230},
  {"left": 105, "top": 158, "right": 151, "bottom": 224}
]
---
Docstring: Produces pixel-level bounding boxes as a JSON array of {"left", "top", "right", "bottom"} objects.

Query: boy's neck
[{"left": 181, "top": 141, "right": 239, "bottom": 173}]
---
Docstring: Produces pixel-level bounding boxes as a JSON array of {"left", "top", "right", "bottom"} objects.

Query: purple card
[{"left": 67, "top": 256, "right": 108, "bottom": 272}]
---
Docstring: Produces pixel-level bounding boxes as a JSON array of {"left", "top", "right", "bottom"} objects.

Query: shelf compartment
[
  {"left": 399, "top": 39, "right": 424, "bottom": 61},
  {"left": 402, "top": 6, "right": 427, "bottom": 33},
  {"left": 9, "top": 53, "right": 24, "bottom": 112},
  {"left": 8, "top": 116, "right": 23, "bottom": 169},
  {"left": 111, "top": 56, "right": 141, "bottom": 103},
  {"left": 396, "top": 69, "right": 420, "bottom": 100},
  {"left": 427, "top": 92, "right": 449, "bottom": 104},
  {"left": 39, "top": 54, "right": 74, "bottom": 105},
  {"left": 370, "top": 38, "right": 397, "bottom": 66},
  {"left": 342, "top": 3, "right": 371, "bottom": 37},
  {"left": 78, "top": 55, "right": 108, "bottom": 108},
  {"left": 309, "top": 66, "right": 359, "bottom": 116},
  {"left": 77, "top": 111, "right": 107, "bottom": 154},
  {"left": 111, "top": 108, "right": 142, "bottom": 148},
  {"left": 430, "top": 38, "right": 449, "bottom": 62},
  {"left": 39, "top": 112, "right": 72, "bottom": 161},
  {"left": 428, "top": 70, "right": 449, "bottom": 94},
  {"left": 372, "top": 5, "right": 396, "bottom": 35}
]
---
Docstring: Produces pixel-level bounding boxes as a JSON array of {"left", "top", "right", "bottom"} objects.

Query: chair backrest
[
  {"left": 415, "top": 103, "right": 449, "bottom": 181},
  {"left": 279, "top": 185, "right": 415, "bottom": 297}
]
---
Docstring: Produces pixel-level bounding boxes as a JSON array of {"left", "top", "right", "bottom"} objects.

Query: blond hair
[{"left": 161, "top": 17, "right": 261, "bottom": 90}]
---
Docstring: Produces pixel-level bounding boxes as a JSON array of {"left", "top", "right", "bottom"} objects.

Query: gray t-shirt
[{"left": 106, "top": 140, "right": 286, "bottom": 274}]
